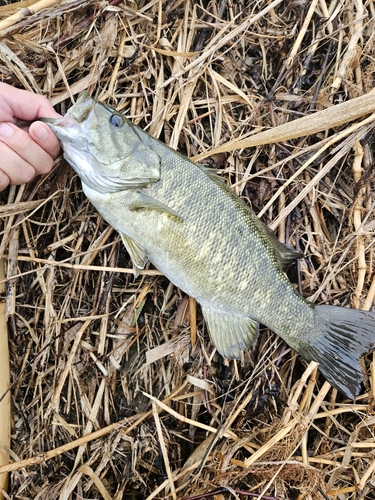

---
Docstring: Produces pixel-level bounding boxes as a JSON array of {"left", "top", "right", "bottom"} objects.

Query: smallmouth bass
[{"left": 44, "top": 93, "right": 375, "bottom": 399}]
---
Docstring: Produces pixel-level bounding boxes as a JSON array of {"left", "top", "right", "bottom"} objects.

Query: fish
[{"left": 43, "top": 92, "right": 375, "bottom": 400}]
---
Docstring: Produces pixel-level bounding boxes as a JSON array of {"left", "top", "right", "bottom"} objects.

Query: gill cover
[{"left": 45, "top": 92, "right": 161, "bottom": 192}]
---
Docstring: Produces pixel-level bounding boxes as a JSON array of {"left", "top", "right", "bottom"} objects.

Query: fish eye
[{"left": 109, "top": 114, "right": 124, "bottom": 128}]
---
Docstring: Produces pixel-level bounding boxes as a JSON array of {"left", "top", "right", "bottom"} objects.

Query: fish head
[{"left": 43, "top": 92, "right": 161, "bottom": 193}]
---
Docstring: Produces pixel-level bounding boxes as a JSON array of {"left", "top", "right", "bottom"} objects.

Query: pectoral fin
[
  {"left": 129, "top": 193, "right": 183, "bottom": 220},
  {"left": 120, "top": 232, "right": 148, "bottom": 270},
  {"left": 201, "top": 306, "right": 259, "bottom": 359}
]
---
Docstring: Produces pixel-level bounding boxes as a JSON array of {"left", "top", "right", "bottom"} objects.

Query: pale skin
[{"left": 0, "top": 83, "right": 61, "bottom": 191}]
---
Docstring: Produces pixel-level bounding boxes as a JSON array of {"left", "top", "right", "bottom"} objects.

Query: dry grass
[{"left": 0, "top": 0, "right": 375, "bottom": 498}]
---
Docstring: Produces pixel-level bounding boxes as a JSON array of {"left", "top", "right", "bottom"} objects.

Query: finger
[
  {"left": 0, "top": 83, "right": 60, "bottom": 122},
  {"left": 0, "top": 122, "right": 55, "bottom": 176},
  {"left": 0, "top": 142, "right": 35, "bottom": 186},
  {"left": 29, "top": 121, "right": 61, "bottom": 160},
  {"left": 0, "top": 169, "right": 10, "bottom": 191}
]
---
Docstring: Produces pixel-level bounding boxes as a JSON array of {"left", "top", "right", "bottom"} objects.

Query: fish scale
[{"left": 43, "top": 92, "right": 375, "bottom": 400}]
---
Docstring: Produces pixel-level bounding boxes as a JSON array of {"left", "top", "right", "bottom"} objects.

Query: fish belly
[{"left": 83, "top": 176, "right": 313, "bottom": 353}]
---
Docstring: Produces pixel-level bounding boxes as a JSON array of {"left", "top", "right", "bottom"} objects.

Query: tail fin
[{"left": 298, "top": 305, "right": 375, "bottom": 399}]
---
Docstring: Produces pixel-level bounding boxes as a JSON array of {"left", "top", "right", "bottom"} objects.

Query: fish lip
[{"left": 40, "top": 115, "right": 81, "bottom": 139}]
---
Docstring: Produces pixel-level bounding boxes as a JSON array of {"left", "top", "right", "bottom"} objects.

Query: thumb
[{"left": 29, "top": 121, "right": 61, "bottom": 159}]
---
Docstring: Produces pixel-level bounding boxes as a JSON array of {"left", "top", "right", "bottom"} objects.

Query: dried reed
[{"left": 0, "top": 1, "right": 375, "bottom": 499}]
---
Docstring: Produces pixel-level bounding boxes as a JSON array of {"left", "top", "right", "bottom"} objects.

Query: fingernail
[
  {"left": 0, "top": 123, "right": 14, "bottom": 138},
  {"left": 32, "top": 122, "right": 49, "bottom": 140}
]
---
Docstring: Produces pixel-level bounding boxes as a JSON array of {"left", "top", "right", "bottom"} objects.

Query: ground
[{"left": 0, "top": 1, "right": 375, "bottom": 499}]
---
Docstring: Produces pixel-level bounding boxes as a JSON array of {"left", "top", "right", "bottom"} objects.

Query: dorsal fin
[{"left": 263, "top": 225, "right": 304, "bottom": 271}]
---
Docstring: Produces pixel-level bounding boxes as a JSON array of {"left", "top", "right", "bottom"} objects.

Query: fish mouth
[
  {"left": 41, "top": 92, "right": 96, "bottom": 139},
  {"left": 40, "top": 115, "right": 78, "bottom": 133}
]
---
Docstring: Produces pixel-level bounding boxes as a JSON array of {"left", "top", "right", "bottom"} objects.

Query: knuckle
[
  {"left": 42, "top": 134, "right": 61, "bottom": 159},
  {"left": 36, "top": 156, "right": 53, "bottom": 175},
  {"left": 21, "top": 165, "right": 36, "bottom": 183},
  {"left": 16, "top": 133, "right": 34, "bottom": 155},
  {"left": 38, "top": 94, "right": 50, "bottom": 107}
]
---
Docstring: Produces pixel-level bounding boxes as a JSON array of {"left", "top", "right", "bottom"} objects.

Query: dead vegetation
[{"left": 0, "top": 0, "right": 375, "bottom": 498}]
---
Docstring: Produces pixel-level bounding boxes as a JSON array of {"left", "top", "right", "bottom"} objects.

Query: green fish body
[{"left": 44, "top": 93, "right": 375, "bottom": 399}]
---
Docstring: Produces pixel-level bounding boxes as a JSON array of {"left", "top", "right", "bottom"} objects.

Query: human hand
[{"left": 0, "top": 83, "right": 61, "bottom": 191}]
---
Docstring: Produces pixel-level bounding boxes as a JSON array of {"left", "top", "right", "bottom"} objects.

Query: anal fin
[{"left": 201, "top": 305, "right": 259, "bottom": 359}]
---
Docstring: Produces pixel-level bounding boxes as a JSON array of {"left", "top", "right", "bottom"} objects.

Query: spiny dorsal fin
[
  {"left": 197, "top": 164, "right": 226, "bottom": 185},
  {"left": 263, "top": 225, "right": 304, "bottom": 271}
]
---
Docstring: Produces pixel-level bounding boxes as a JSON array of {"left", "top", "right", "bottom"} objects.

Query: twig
[{"left": 352, "top": 141, "right": 366, "bottom": 308}]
